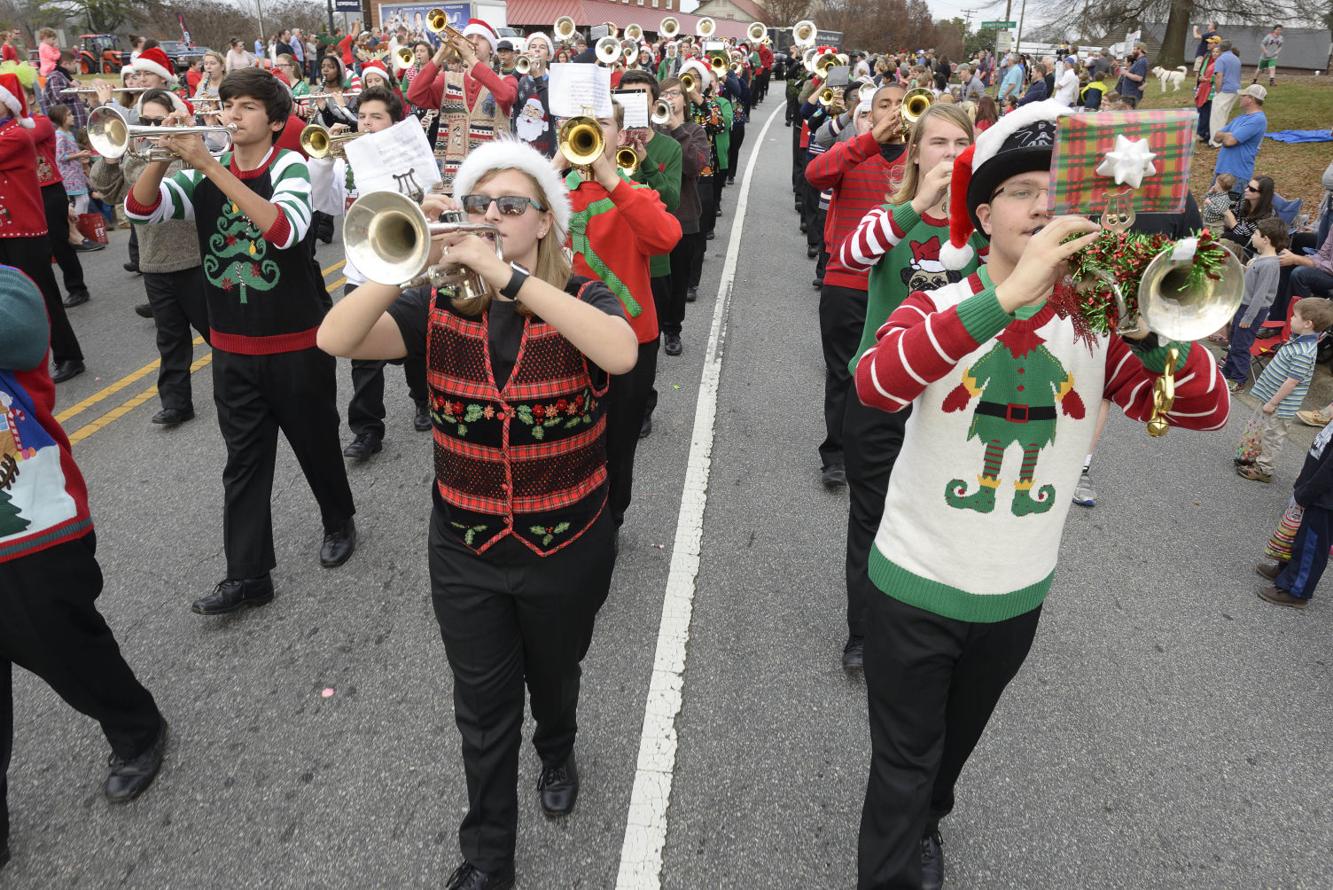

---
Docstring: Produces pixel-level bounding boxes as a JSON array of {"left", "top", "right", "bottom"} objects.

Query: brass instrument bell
[
  {"left": 747, "top": 21, "right": 766, "bottom": 42},
  {"left": 659, "top": 16, "right": 680, "bottom": 39},
  {"left": 559, "top": 116, "right": 604, "bottom": 169},
  {"left": 343, "top": 191, "right": 504, "bottom": 292},
  {"left": 651, "top": 98, "right": 673, "bottom": 125},
  {"left": 299, "top": 122, "right": 362, "bottom": 159},
  {"left": 792, "top": 20, "right": 817, "bottom": 47},
  {"left": 615, "top": 146, "right": 639, "bottom": 174}
]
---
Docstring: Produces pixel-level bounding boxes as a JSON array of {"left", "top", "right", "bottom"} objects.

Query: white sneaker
[{"left": 1072, "top": 471, "right": 1097, "bottom": 507}]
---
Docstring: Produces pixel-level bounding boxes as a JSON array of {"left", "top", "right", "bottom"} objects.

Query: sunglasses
[
  {"left": 460, "top": 194, "right": 545, "bottom": 216},
  {"left": 1245, "top": 185, "right": 1259, "bottom": 192}
]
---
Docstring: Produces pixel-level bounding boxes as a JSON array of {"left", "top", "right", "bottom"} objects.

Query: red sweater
[
  {"left": 805, "top": 130, "right": 905, "bottom": 291},
  {"left": 0, "top": 119, "right": 48, "bottom": 239},
  {"left": 405, "top": 60, "right": 517, "bottom": 116},
  {"left": 28, "top": 114, "right": 61, "bottom": 187},
  {"left": 567, "top": 173, "right": 682, "bottom": 344}
]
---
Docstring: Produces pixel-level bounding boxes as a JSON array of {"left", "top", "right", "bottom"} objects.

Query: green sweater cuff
[
  {"left": 1134, "top": 340, "right": 1190, "bottom": 373},
  {"left": 886, "top": 201, "right": 921, "bottom": 234},
  {"left": 955, "top": 290, "right": 1013, "bottom": 345}
]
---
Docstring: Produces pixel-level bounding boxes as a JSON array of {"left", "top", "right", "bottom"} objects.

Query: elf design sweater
[
  {"left": 805, "top": 131, "right": 907, "bottom": 291},
  {"left": 855, "top": 268, "right": 1230, "bottom": 621}
]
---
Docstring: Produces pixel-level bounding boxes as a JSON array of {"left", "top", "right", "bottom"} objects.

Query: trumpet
[
  {"left": 425, "top": 7, "right": 450, "bottom": 32},
  {"left": 747, "top": 21, "right": 766, "bottom": 42},
  {"left": 554, "top": 15, "right": 577, "bottom": 42},
  {"left": 696, "top": 17, "right": 716, "bottom": 38},
  {"left": 392, "top": 46, "right": 415, "bottom": 73},
  {"left": 651, "top": 98, "right": 673, "bottom": 125},
  {"left": 709, "top": 55, "right": 728, "bottom": 78},
  {"left": 299, "top": 123, "right": 362, "bottom": 159},
  {"left": 595, "top": 36, "right": 622, "bottom": 65},
  {"left": 817, "top": 86, "right": 844, "bottom": 110},
  {"left": 792, "top": 19, "right": 817, "bottom": 48},
  {"left": 680, "top": 69, "right": 698, "bottom": 94},
  {"left": 900, "top": 87, "right": 933, "bottom": 138},
  {"left": 624, "top": 23, "right": 644, "bottom": 42},
  {"left": 558, "top": 116, "right": 604, "bottom": 170},
  {"left": 514, "top": 55, "right": 532, "bottom": 75},
  {"left": 659, "top": 16, "right": 680, "bottom": 39},
  {"left": 87, "top": 105, "right": 234, "bottom": 166},
  {"left": 615, "top": 146, "right": 639, "bottom": 175},
  {"left": 623, "top": 43, "right": 639, "bottom": 63},
  {"left": 344, "top": 191, "right": 503, "bottom": 293}
]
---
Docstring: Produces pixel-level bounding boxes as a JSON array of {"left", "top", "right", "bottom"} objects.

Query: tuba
[
  {"left": 343, "top": 191, "right": 503, "bottom": 292},
  {"left": 659, "top": 16, "right": 680, "bottom": 39},
  {"left": 813, "top": 51, "right": 837, "bottom": 76},
  {"left": 792, "top": 20, "right": 817, "bottom": 48},
  {"left": 624, "top": 23, "right": 644, "bottom": 42},
  {"left": 595, "top": 36, "right": 622, "bottom": 65},
  {"left": 88, "top": 105, "right": 234, "bottom": 167},
  {"left": 747, "top": 21, "right": 766, "bottom": 43},
  {"left": 299, "top": 123, "right": 362, "bottom": 159},
  {"left": 558, "top": 116, "right": 604, "bottom": 170},
  {"left": 554, "top": 15, "right": 577, "bottom": 42},
  {"left": 696, "top": 17, "right": 716, "bottom": 38}
]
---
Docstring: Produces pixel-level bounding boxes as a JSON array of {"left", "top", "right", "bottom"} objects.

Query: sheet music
[
  {"left": 549, "top": 64, "right": 613, "bottom": 119},
  {"left": 342, "top": 116, "right": 442, "bottom": 199},
  {"left": 613, "top": 91, "right": 650, "bottom": 129}
]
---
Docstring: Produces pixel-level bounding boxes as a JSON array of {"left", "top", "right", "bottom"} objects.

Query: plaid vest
[{"left": 426, "top": 290, "right": 609, "bottom": 555}]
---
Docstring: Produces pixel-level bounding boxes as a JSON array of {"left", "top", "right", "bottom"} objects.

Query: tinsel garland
[{"left": 1050, "top": 229, "right": 1230, "bottom": 349}]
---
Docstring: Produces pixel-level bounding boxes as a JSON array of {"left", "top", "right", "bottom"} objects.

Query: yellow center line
[
  {"left": 321, "top": 259, "right": 345, "bottom": 277},
  {"left": 328, "top": 276, "right": 347, "bottom": 292},
  {"left": 56, "top": 336, "right": 205, "bottom": 424},
  {"left": 68, "top": 353, "right": 213, "bottom": 445}
]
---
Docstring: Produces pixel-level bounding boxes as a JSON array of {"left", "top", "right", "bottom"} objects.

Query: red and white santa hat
[
  {"left": 461, "top": 18, "right": 499, "bottom": 52},
  {"left": 679, "top": 58, "right": 712, "bottom": 90},
  {"left": 132, "top": 46, "right": 177, "bottom": 83},
  {"left": 0, "top": 72, "right": 33, "bottom": 128},
  {"left": 939, "top": 99, "right": 1072, "bottom": 271},
  {"left": 360, "top": 58, "right": 391, "bottom": 85},
  {"left": 454, "top": 138, "right": 571, "bottom": 236},
  {"left": 525, "top": 32, "right": 554, "bottom": 56}
]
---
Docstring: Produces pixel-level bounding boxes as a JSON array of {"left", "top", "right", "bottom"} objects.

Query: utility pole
[
  {"left": 1015, "top": 0, "right": 1026, "bottom": 54},
  {"left": 256, "top": 0, "right": 267, "bottom": 50},
  {"left": 326, "top": 0, "right": 335, "bottom": 34}
]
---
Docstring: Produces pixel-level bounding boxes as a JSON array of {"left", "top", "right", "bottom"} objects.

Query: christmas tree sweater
[
  {"left": 841, "top": 202, "right": 989, "bottom": 373},
  {"left": 854, "top": 266, "right": 1230, "bottom": 622},
  {"left": 126, "top": 147, "right": 324, "bottom": 355}
]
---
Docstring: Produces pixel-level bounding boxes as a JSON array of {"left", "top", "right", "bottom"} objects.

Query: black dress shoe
[
  {"left": 921, "top": 829, "right": 944, "bottom": 890},
  {"left": 320, "top": 518, "right": 357, "bottom": 568},
  {"left": 841, "top": 636, "right": 864, "bottom": 672},
  {"left": 1, "top": 843, "right": 9, "bottom": 869},
  {"left": 444, "top": 861, "right": 515, "bottom": 890},
  {"left": 134, "top": 302, "right": 153, "bottom": 318},
  {"left": 123, "top": 262, "right": 140, "bottom": 274},
  {"left": 343, "top": 429, "right": 383, "bottom": 462},
  {"left": 821, "top": 464, "right": 847, "bottom": 488},
  {"left": 715, "top": 205, "right": 723, "bottom": 217},
  {"left": 413, "top": 400, "right": 432, "bottom": 432},
  {"left": 706, "top": 230, "right": 715, "bottom": 240},
  {"left": 686, "top": 287, "right": 698, "bottom": 303},
  {"left": 812, "top": 278, "right": 823, "bottom": 289},
  {"left": 62, "top": 288, "right": 90, "bottom": 308},
  {"left": 800, "top": 222, "right": 807, "bottom": 233},
  {"left": 104, "top": 719, "right": 168, "bottom": 803},
  {"left": 664, "top": 333, "right": 683, "bottom": 356},
  {"left": 192, "top": 575, "right": 274, "bottom": 614},
  {"left": 51, "top": 360, "right": 85, "bottom": 383},
  {"left": 807, "top": 245, "right": 819, "bottom": 259},
  {"left": 537, "top": 752, "right": 579, "bottom": 817},
  {"left": 151, "top": 407, "right": 195, "bottom": 426},
  {"left": 640, "top": 412, "right": 653, "bottom": 438},
  {"left": 73, "top": 239, "right": 106, "bottom": 252}
]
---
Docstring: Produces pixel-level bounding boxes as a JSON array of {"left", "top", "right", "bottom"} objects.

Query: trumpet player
[
  {"left": 126, "top": 68, "right": 357, "bottom": 616},
  {"left": 405, "top": 18, "right": 516, "bottom": 191},
  {"left": 305, "top": 86, "right": 431, "bottom": 460},
  {"left": 557, "top": 100, "right": 682, "bottom": 529},
  {"left": 651, "top": 75, "right": 708, "bottom": 362},
  {"left": 510, "top": 32, "right": 555, "bottom": 158},
  {"left": 89, "top": 88, "right": 210, "bottom": 427},
  {"left": 317, "top": 140, "right": 638, "bottom": 890}
]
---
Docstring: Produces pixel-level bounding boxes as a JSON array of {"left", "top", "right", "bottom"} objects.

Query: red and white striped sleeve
[
  {"left": 1103, "top": 337, "right": 1230, "bottom": 431},
  {"left": 840, "top": 202, "right": 920, "bottom": 273},
  {"left": 853, "top": 284, "right": 1011, "bottom": 413}
]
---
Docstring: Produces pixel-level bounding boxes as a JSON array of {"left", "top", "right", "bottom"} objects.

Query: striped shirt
[{"left": 1250, "top": 333, "right": 1319, "bottom": 417}]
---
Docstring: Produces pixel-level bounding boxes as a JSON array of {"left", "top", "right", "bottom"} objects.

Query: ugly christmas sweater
[
  {"left": 854, "top": 267, "right": 1230, "bottom": 622},
  {"left": 842, "top": 202, "right": 989, "bottom": 372},
  {"left": 0, "top": 118, "right": 48, "bottom": 239},
  {"left": 632, "top": 132, "right": 683, "bottom": 280},
  {"left": 566, "top": 169, "right": 682, "bottom": 345},
  {"left": 126, "top": 147, "right": 325, "bottom": 355}
]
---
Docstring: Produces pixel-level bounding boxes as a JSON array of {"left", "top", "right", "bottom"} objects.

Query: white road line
[{"left": 615, "top": 100, "right": 786, "bottom": 890}]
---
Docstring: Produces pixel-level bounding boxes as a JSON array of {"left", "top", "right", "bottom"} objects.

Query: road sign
[
  {"left": 996, "top": 29, "right": 1012, "bottom": 53},
  {"left": 981, "top": 21, "right": 1017, "bottom": 29}
]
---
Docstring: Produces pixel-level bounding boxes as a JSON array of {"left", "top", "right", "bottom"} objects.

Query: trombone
[
  {"left": 696, "top": 17, "right": 716, "bottom": 38},
  {"left": 659, "top": 16, "right": 680, "bottom": 39},
  {"left": 299, "top": 123, "right": 362, "bottom": 159},
  {"left": 343, "top": 191, "right": 504, "bottom": 293},
  {"left": 792, "top": 20, "right": 817, "bottom": 48},
  {"left": 87, "top": 105, "right": 234, "bottom": 166}
]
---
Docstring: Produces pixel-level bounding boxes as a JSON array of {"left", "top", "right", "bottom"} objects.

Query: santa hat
[
  {"left": 0, "top": 72, "right": 33, "bottom": 128},
  {"left": 453, "top": 138, "right": 571, "bottom": 237},
  {"left": 526, "top": 32, "right": 554, "bottom": 55},
  {"left": 939, "top": 99, "right": 1071, "bottom": 271},
  {"left": 360, "top": 59, "right": 391, "bottom": 85},
  {"left": 679, "top": 58, "right": 712, "bottom": 90},
  {"left": 133, "top": 46, "right": 177, "bottom": 83},
  {"left": 461, "top": 18, "right": 498, "bottom": 52}
]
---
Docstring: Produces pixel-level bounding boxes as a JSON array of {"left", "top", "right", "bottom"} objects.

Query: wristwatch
[{"left": 500, "top": 262, "right": 529, "bottom": 299}]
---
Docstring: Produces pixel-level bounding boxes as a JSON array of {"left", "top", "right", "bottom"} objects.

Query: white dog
[{"left": 1152, "top": 65, "right": 1187, "bottom": 92}]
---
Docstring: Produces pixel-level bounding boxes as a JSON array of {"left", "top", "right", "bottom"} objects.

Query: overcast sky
[{"left": 681, "top": 0, "right": 1033, "bottom": 26}]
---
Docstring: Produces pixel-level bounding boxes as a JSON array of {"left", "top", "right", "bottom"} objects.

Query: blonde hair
[
  {"left": 450, "top": 167, "right": 570, "bottom": 318},
  {"left": 889, "top": 104, "right": 974, "bottom": 206}
]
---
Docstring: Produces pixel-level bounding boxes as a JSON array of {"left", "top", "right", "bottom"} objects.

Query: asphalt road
[{"left": 6, "top": 94, "right": 1333, "bottom": 889}]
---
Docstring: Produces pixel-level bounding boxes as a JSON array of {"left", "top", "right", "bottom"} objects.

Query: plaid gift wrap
[{"left": 1048, "top": 109, "right": 1198, "bottom": 217}]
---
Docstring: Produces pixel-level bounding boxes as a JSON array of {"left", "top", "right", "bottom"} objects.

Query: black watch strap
[{"left": 500, "top": 262, "right": 529, "bottom": 299}]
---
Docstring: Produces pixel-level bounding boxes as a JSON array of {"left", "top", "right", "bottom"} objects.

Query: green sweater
[
  {"left": 845, "top": 202, "right": 987, "bottom": 374},
  {"left": 633, "top": 131, "right": 682, "bottom": 278},
  {"left": 715, "top": 96, "right": 734, "bottom": 173}
]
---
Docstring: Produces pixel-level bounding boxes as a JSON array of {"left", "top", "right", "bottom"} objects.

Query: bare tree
[{"left": 761, "top": 0, "right": 810, "bottom": 27}]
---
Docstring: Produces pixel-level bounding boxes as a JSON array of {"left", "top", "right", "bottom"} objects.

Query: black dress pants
[
  {"left": 664, "top": 234, "right": 701, "bottom": 336},
  {"left": 41, "top": 183, "right": 86, "bottom": 296},
  {"left": 348, "top": 358, "right": 428, "bottom": 438},
  {"left": 698, "top": 174, "right": 717, "bottom": 245},
  {"left": 728, "top": 122, "right": 745, "bottom": 180},
  {"left": 429, "top": 508, "right": 615, "bottom": 875},
  {"left": 128, "top": 225, "right": 139, "bottom": 268},
  {"left": 142, "top": 267, "right": 209, "bottom": 412},
  {"left": 0, "top": 235, "right": 82, "bottom": 364},
  {"left": 817, "top": 284, "right": 866, "bottom": 470},
  {"left": 841, "top": 395, "right": 909, "bottom": 641},
  {"left": 606, "top": 339, "right": 659, "bottom": 526},
  {"left": 858, "top": 593, "right": 1042, "bottom": 889},
  {"left": 212, "top": 347, "right": 355, "bottom": 580},
  {"left": 0, "top": 534, "right": 163, "bottom": 850}
]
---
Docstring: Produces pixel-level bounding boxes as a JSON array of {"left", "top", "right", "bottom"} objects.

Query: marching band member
[
  {"left": 317, "top": 139, "right": 638, "bottom": 890},
  {"left": 312, "top": 54, "right": 361, "bottom": 127},
  {"left": 510, "top": 32, "right": 555, "bottom": 158},
  {"left": 654, "top": 75, "right": 708, "bottom": 359}
]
